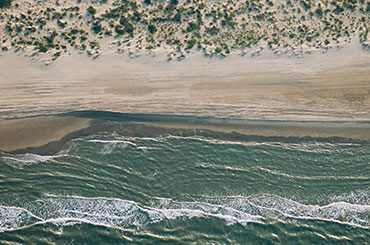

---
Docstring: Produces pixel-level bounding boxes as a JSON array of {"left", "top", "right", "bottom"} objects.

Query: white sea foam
[
  {"left": 76, "top": 133, "right": 364, "bottom": 157},
  {"left": 116, "top": 135, "right": 363, "bottom": 152},
  {"left": 84, "top": 138, "right": 157, "bottom": 154},
  {"left": 0, "top": 153, "right": 56, "bottom": 168},
  {"left": 328, "top": 190, "right": 370, "bottom": 206},
  {"left": 1, "top": 194, "right": 369, "bottom": 233},
  {"left": 88, "top": 140, "right": 137, "bottom": 146},
  {"left": 0, "top": 206, "right": 42, "bottom": 231}
]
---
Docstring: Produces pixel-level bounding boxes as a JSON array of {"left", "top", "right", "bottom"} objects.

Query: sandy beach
[
  {"left": 1, "top": 39, "right": 370, "bottom": 121},
  {"left": 0, "top": 40, "right": 370, "bottom": 153}
]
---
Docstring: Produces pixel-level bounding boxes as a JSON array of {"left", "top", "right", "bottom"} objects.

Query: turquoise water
[{"left": 0, "top": 118, "right": 369, "bottom": 244}]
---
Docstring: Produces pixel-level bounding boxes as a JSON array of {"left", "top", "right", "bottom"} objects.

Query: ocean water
[{"left": 0, "top": 119, "right": 369, "bottom": 244}]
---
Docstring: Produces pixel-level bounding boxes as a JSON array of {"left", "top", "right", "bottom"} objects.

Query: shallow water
[{"left": 0, "top": 124, "right": 369, "bottom": 244}]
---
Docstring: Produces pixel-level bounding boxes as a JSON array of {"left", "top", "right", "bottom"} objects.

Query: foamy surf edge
[{"left": 1, "top": 194, "right": 369, "bottom": 233}]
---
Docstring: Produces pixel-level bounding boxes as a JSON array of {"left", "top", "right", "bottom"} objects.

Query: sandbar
[{"left": 0, "top": 116, "right": 91, "bottom": 152}]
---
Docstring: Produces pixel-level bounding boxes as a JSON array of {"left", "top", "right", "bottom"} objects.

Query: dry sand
[
  {"left": 0, "top": 40, "right": 370, "bottom": 152},
  {"left": 0, "top": 40, "right": 369, "bottom": 122},
  {"left": 0, "top": 116, "right": 91, "bottom": 152}
]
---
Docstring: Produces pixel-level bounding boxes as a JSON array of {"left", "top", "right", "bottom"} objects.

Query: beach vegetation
[
  {"left": 80, "top": 35, "right": 88, "bottom": 42},
  {"left": 87, "top": 5, "right": 97, "bottom": 15},
  {"left": 57, "top": 20, "right": 66, "bottom": 28},
  {"left": 89, "top": 41, "right": 99, "bottom": 49},
  {"left": 185, "top": 22, "right": 200, "bottom": 33},
  {"left": 92, "top": 21, "right": 103, "bottom": 34},
  {"left": 0, "top": 0, "right": 12, "bottom": 8},
  {"left": 34, "top": 41, "right": 49, "bottom": 52},
  {"left": 53, "top": 51, "right": 61, "bottom": 59},
  {"left": 15, "top": 25, "right": 23, "bottom": 33},
  {"left": 148, "top": 24, "right": 157, "bottom": 34},
  {"left": 119, "top": 17, "right": 135, "bottom": 34},
  {"left": 0, "top": 0, "right": 368, "bottom": 61},
  {"left": 185, "top": 38, "right": 196, "bottom": 50},
  {"left": 315, "top": 7, "right": 323, "bottom": 17},
  {"left": 146, "top": 44, "right": 154, "bottom": 50}
]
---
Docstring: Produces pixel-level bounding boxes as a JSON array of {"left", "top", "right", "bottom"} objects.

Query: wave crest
[{"left": 1, "top": 194, "right": 369, "bottom": 232}]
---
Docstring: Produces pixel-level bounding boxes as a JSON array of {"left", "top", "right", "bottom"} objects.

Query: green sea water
[{"left": 0, "top": 116, "right": 369, "bottom": 244}]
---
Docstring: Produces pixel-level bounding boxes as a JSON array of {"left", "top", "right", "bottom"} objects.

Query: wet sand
[
  {"left": 0, "top": 116, "right": 91, "bottom": 153},
  {"left": 143, "top": 120, "right": 370, "bottom": 140},
  {"left": 1, "top": 111, "right": 370, "bottom": 155}
]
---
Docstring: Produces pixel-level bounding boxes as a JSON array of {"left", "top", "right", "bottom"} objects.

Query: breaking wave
[
  {"left": 0, "top": 153, "right": 57, "bottom": 168},
  {"left": 1, "top": 194, "right": 369, "bottom": 232}
]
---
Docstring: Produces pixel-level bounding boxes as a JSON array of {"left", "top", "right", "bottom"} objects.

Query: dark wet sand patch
[{"left": 1, "top": 111, "right": 370, "bottom": 155}]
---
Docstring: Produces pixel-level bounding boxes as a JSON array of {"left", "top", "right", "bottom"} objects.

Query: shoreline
[
  {"left": 1, "top": 40, "right": 370, "bottom": 154},
  {"left": 1, "top": 111, "right": 370, "bottom": 155}
]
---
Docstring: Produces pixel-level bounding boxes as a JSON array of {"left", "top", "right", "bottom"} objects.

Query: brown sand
[
  {"left": 0, "top": 116, "right": 91, "bottom": 152},
  {"left": 0, "top": 114, "right": 369, "bottom": 155},
  {"left": 143, "top": 120, "right": 370, "bottom": 140}
]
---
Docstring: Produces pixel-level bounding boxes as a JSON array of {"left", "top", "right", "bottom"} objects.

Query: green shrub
[
  {"left": 0, "top": 0, "right": 12, "bottom": 8},
  {"left": 315, "top": 7, "right": 323, "bottom": 17},
  {"left": 87, "top": 5, "right": 97, "bottom": 15},
  {"left": 148, "top": 24, "right": 156, "bottom": 34},
  {"left": 185, "top": 39, "right": 196, "bottom": 50},
  {"left": 205, "top": 26, "right": 219, "bottom": 36},
  {"left": 115, "top": 25, "right": 125, "bottom": 35},
  {"left": 92, "top": 21, "right": 102, "bottom": 34}
]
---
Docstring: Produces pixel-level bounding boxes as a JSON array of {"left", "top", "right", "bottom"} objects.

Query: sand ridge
[{"left": 0, "top": 116, "right": 91, "bottom": 152}]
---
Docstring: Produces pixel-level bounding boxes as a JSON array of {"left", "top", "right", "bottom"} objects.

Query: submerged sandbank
[
  {"left": 143, "top": 120, "right": 370, "bottom": 140},
  {"left": 1, "top": 111, "right": 370, "bottom": 155},
  {"left": 0, "top": 116, "right": 91, "bottom": 153}
]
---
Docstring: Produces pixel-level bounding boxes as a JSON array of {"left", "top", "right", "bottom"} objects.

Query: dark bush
[
  {"left": 119, "top": 17, "right": 135, "bottom": 34},
  {"left": 315, "top": 7, "right": 323, "bottom": 17},
  {"left": 115, "top": 25, "right": 125, "bottom": 35},
  {"left": 148, "top": 24, "right": 156, "bottom": 34},
  {"left": 87, "top": 5, "right": 97, "bottom": 15},
  {"left": 92, "top": 21, "right": 102, "bottom": 34},
  {"left": 205, "top": 26, "right": 219, "bottom": 36},
  {"left": 173, "top": 12, "right": 181, "bottom": 22},
  {"left": 0, "top": 0, "right": 12, "bottom": 8},
  {"left": 185, "top": 22, "right": 200, "bottom": 32}
]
